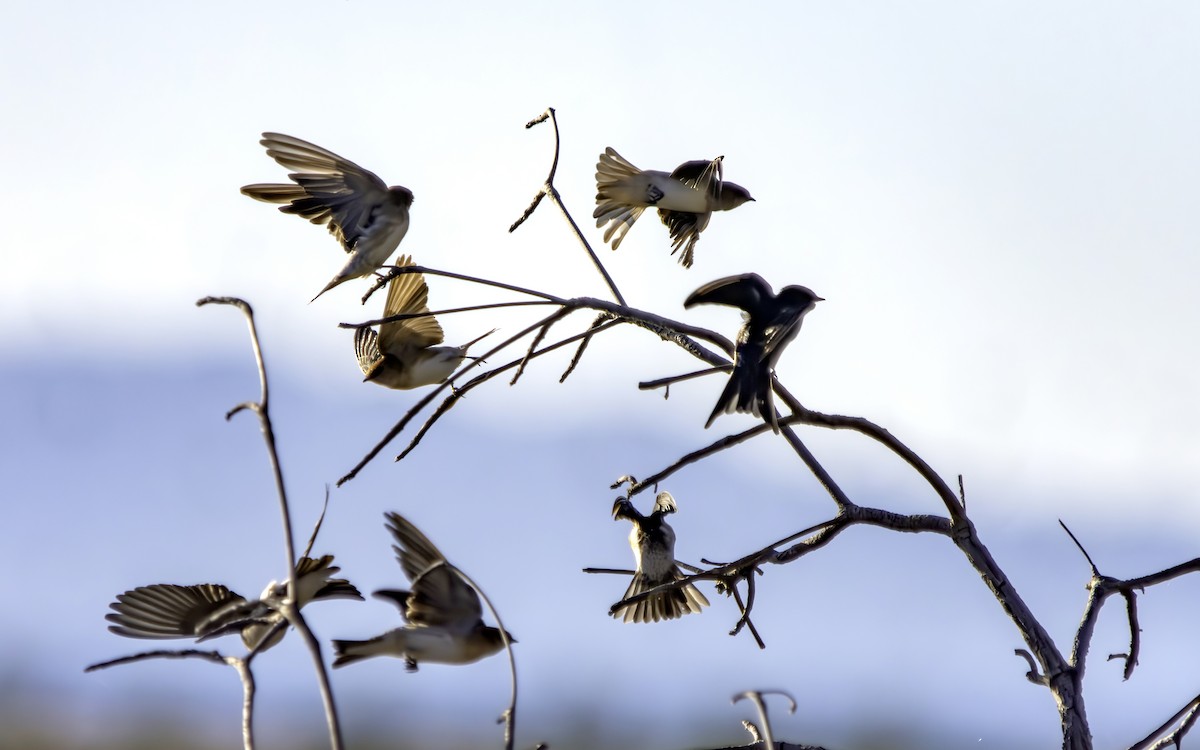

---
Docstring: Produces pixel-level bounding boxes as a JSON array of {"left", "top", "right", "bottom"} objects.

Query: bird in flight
[
  {"left": 593, "top": 147, "right": 754, "bottom": 268},
  {"left": 242, "top": 132, "right": 413, "bottom": 302},
  {"left": 684, "top": 273, "right": 822, "bottom": 433},
  {"left": 354, "top": 255, "right": 494, "bottom": 389},
  {"left": 332, "top": 512, "right": 513, "bottom": 671}
]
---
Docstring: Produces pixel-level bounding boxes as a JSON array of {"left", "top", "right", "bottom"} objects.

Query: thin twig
[
  {"left": 439, "top": 562, "right": 520, "bottom": 750},
  {"left": 512, "top": 107, "right": 626, "bottom": 305},
  {"left": 393, "top": 318, "right": 625, "bottom": 462},
  {"left": 733, "top": 690, "right": 798, "bottom": 750},
  {"left": 197, "top": 296, "right": 344, "bottom": 750},
  {"left": 1130, "top": 691, "right": 1200, "bottom": 750}
]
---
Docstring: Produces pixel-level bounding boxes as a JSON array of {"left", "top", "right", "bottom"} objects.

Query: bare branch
[
  {"left": 1059, "top": 519, "right": 1100, "bottom": 575},
  {"left": 390, "top": 318, "right": 626, "bottom": 464},
  {"left": 560, "top": 312, "right": 614, "bottom": 384},
  {"left": 732, "top": 690, "right": 798, "bottom": 750},
  {"left": 198, "top": 296, "right": 343, "bottom": 750},
  {"left": 85, "top": 647, "right": 228, "bottom": 672},
  {"left": 639, "top": 365, "right": 731, "bottom": 392},
  {"left": 1130, "top": 691, "right": 1200, "bottom": 750},
  {"left": 512, "top": 107, "right": 626, "bottom": 305}
]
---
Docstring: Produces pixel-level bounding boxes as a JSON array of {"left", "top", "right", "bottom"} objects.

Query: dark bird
[
  {"left": 594, "top": 147, "right": 754, "bottom": 268},
  {"left": 611, "top": 491, "right": 709, "bottom": 624},
  {"left": 105, "top": 555, "right": 362, "bottom": 652},
  {"left": 331, "top": 513, "right": 513, "bottom": 671},
  {"left": 354, "top": 255, "right": 494, "bottom": 389},
  {"left": 242, "top": 132, "right": 414, "bottom": 302},
  {"left": 684, "top": 273, "right": 822, "bottom": 433}
]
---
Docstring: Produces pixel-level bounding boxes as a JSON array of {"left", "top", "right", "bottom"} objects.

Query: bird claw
[{"left": 404, "top": 656, "right": 419, "bottom": 673}]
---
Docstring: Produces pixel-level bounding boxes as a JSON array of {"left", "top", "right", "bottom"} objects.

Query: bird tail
[
  {"left": 354, "top": 326, "right": 383, "bottom": 379},
  {"left": 593, "top": 147, "right": 646, "bottom": 249},
  {"left": 332, "top": 635, "right": 391, "bottom": 668},
  {"left": 613, "top": 570, "right": 709, "bottom": 624},
  {"left": 703, "top": 344, "right": 780, "bottom": 432}
]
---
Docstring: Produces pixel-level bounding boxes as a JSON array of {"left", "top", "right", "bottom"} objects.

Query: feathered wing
[
  {"left": 683, "top": 273, "right": 772, "bottom": 314},
  {"left": 241, "top": 132, "right": 399, "bottom": 253},
  {"left": 106, "top": 583, "right": 245, "bottom": 639},
  {"left": 656, "top": 157, "right": 722, "bottom": 268},
  {"left": 376, "top": 256, "right": 445, "bottom": 353},
  {"left": 657, "top": 210, "right": 709, "bottom": 268},
  {"left": 384, "top": 512, "right": 484, "bottom": 631}
]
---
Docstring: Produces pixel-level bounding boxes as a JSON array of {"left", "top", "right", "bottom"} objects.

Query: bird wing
[
  {"left": 242, "top": 132, "right": 400, "bottom": 253},
  {"left": 668, "top": 156, "right": 723, "bottom": 199},
  {"left": 295, "top": 555, "right": 364, "bottom": 602},
  {"left": 384, "top": 512, "right": 484, "bottom": 629},
  {"left": 656, "top": 209, "right": 708, "bottom": 268},
  {"left": 106, "top": 583, "right": 245, "bottom": 639},
  {"left": 683, "top": 273, "right": 772, "bottom": 315},
  {"left": 376, "top": 256, "right": 445, "bottom": 352},
  {"left": 406, "top": 566, "right": 485, "bottom": 630}
]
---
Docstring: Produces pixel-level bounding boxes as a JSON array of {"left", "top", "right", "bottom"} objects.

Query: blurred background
[{"left": 2, "top": 2, "right": 1198, "bottom": 749}]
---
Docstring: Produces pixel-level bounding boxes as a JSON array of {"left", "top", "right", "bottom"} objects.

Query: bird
[
  {"left": 241, "top": 132, "right": 414, "bottom": 302},
  {"left": 105, "top": 555, "right": 362, "bottom": 652},
  {"left": 611, "top": 491, "right": 709, "bottom": 623},
  {"left": 684, "top": 273, "right": 822, "bottom": 433},
  {"left": 354, "top": 255, "right": 495, "bottom": 389},
  {"left": 593, "top": 147, "right": 754, "bottom": 268},
  {"left": 331, "top": 512, "right": 514, "bottom": 672}
]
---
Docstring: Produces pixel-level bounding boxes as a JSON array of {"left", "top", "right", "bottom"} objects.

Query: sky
[{"left": 2, "top": 2, "right": 1199, "bottom": 749}]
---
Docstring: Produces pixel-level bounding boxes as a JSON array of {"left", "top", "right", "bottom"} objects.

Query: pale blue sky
[{"left": 2, "top": 3, "right": 1198, "bottom": 749}]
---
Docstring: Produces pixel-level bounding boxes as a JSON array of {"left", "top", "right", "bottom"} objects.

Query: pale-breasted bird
[
  {"left": 105, "top": 555, "right": 362, "bottom": 652},
  {"left": 611, "top": 491, "right": 709, "bottom": 624},
  {"left": 241, "top": 132, "right": 414, "bottom": 302},
  {"left": 684, "top": 273, "right": 822, "bottom": 433},
  {"left": 593, "top": 147, "right": 754, "bottom": 268},
  {"left": 331, "top": 512, "right": 514, "bottom": 672},
  {"left": 354, "top": 255, "right": 494, "bottom": 389}
]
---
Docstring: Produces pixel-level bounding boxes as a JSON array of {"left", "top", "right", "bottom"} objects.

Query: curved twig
[
  {"left": 512, "top": 107, "right": 626, "bottom": 306},
  {"left": 733, "top": 689, "right": 798, "bottom": 750}
]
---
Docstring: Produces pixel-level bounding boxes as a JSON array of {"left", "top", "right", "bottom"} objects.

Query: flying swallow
[
  {"left": 684, "top": 273, "right": 822, "bottom": 433},
  {"left": 331, "top": 512, "right": 513, "bottom": 671},
  {"left": 105, "top": 555, "right": 362, "bottom": 652},
  {"left": 241, "top": 132, "right": 413, "bottom": 302},
  {"left": 593, "top": 147, "right": 754, "bottom": 268},
  {"left": 611, "top": 491, "right": 709, "bottom": 624},
  {"left": 354, "top": 256, "right": 494, "bottom": 389}
]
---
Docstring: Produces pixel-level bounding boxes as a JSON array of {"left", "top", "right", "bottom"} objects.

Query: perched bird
[
  {"left": 331, "top": 512, "right": 513, "bottom": 672},
  {"left": 593, "top": 147, "right": 754, "bottom": 268},
  {"left": 241, "top": 132, "right": 414, "bottom": 302},
  {"left": 684, "top": 273, "right": 822, "bottom": 433},
  {"left": 105, "top": 555, "right": 362, "bottom": 652},
  {"left": 354, "top": 256, "right": 494, "bottom": 389},
  {"left": 611, "top": 491, "right": 708, "bottom": 623}
]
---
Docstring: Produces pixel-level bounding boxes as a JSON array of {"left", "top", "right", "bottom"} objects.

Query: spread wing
[
  {"left": 683, "top": 273, "right": 773, "bottom": 316},
  {"left": 384, "top": 512, "right": 483, "bottom": 630},
  {"left": 242, "top": 132, "right": 404, "bottom": 253},
  {"left": 668, "top": 156, "right": 723, "bottom": 198},
  {"left": 106, "top": 583, "right": 245, "bottom": 639},
  {"left": 377, "top": 255, "right": 445, "bottom": 353}
]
